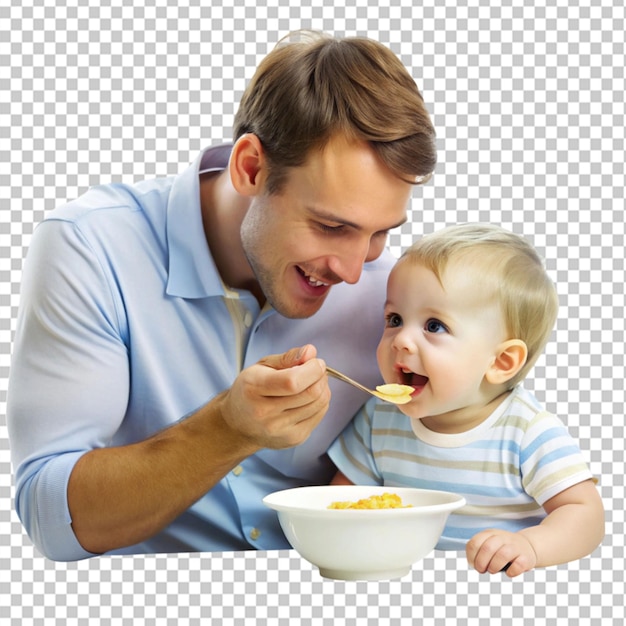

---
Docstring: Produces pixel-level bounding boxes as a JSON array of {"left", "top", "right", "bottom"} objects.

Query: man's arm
[
  {"left": 67, "top": 344, "right": 330, "bottom": 555},
  {"left": 8, "top": 220, "right": 330, "bottom": 559}
]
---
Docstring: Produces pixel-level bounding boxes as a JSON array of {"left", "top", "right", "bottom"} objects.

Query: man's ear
[
  {"left": 485, "top": 339, "right": 528, "bottom": 385},
  {"left": 229, "top": 134, "right": 267, "bottom": 196}
]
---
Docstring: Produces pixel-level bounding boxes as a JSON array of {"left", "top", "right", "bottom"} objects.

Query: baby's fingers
[
  {"left": 467, "top": 530, "right": 536, "bottom": 577},
  {"left": 499, "top": 558, "right": 528, "bottom": 578},
  {"left": 467, "top": 531, "right": 516, "bottom": 574}
]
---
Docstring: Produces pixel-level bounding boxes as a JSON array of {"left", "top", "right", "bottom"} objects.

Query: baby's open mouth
[{"left": 401, "top": 371, "right": 429, "bottom": 388}]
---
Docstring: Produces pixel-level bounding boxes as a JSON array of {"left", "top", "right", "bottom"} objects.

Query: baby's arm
[{"left": 466, "top": 479, "right": 605, "bottom": 577}]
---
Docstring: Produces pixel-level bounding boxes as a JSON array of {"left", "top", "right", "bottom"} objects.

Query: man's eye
[
  {"left": 318, "top": 223, "right": 345, "bottom": 234},
  {"left": 385, "top": 313, "right": 402, "bottom": 328},
  {"left": 425, "top": 319, "right": 447, "bottom": 333}
]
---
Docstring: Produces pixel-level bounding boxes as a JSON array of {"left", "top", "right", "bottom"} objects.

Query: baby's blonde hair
[{"left": 400, "top": 223, "right": 559, "bottom": 387}]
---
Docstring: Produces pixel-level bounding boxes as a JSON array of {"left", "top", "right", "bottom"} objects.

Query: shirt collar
[{"left": 166, "top": 145, "right": 233, "bottom": 299}]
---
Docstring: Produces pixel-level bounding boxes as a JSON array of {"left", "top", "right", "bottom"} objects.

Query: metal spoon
[{"left": 326, "top": 366, "right": 414, "bottom": 405}]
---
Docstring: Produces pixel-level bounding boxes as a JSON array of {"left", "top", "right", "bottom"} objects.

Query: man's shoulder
[{"left": 45, "top": 178, "right": 173, "bottom": 225}]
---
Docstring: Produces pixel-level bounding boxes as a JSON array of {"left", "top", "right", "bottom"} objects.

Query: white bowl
[{"left": 263, "top": 485, "right": 465, "bottom": 581}]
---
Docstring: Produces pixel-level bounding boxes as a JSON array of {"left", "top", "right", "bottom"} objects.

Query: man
[{"left": 7, "top": 31, "right": 436, "bottom": 560}]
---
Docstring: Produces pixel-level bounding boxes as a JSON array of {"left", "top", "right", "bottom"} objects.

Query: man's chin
[{"left": 269, "top": 293, "right": 330, "bottom": 319}]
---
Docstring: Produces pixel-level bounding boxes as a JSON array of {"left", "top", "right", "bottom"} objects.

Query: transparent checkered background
[{"left": 1, "top": 0, "right": 624, "bottom": 624}]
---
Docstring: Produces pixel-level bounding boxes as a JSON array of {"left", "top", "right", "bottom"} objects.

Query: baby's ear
[{"left": 486, "top": 339, "right": 528, "bottom": 385}]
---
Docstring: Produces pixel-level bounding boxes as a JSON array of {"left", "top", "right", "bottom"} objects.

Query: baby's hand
[{"left": 466, "top": 529, "right": 538, "bottom": 578}]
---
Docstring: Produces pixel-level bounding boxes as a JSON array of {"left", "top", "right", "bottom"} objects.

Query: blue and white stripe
[{"left": 328, "top": 386, "right": 594, "bottom": 550}]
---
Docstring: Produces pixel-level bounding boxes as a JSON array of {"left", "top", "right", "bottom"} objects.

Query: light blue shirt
[
  {"left": 328, "top": 386, "right": 594, "bottom": 550},
  {"left": 7, "top": 145, "right": 395, "bottom": 561}
]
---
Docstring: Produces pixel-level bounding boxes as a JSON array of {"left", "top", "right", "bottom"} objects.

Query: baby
[{"left": 329, "top": 223, "right": 604, "bottom": 577}]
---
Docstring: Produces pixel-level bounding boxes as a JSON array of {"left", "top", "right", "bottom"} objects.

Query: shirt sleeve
[
  {"left": 520, "top": 410, "right": 595, "bottom": 505},
  {"left": 327, "top": 396, "right": 384, "bottom": 485},
  {"left": 7, "top": 218, "right": 130, "bottom": 561}
]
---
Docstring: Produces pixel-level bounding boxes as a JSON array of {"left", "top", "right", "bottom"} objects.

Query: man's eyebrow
[{"left": 307, "top": 206, "right": 407, "bottom": 232}]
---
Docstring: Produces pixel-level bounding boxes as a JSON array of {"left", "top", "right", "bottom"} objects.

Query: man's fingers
[
  {"left": 222, "top": 344, "right": 330, "bottom": 450},
  {"left": 258, "top": 344, "right": 317, "bottom": 371},
  {"left": 252, "top": 352, "right": 326, "bottom": 399}
]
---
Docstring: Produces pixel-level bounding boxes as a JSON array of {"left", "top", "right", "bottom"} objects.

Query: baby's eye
[
  {"left": 425, "top": 318, "right": 447, "bottom": 333},
  {"left": 385, "top": 313, "right": 403, "bottom": 328}
]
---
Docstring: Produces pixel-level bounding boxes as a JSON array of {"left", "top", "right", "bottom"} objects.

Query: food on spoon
[
  {"left": 328, "top": 492, "right": 412, "bottom": 510},
  {"left": 376, "top": 383, "right": 414, "bottom": 397},
  {"left": 375, "top": 383, "right": 414, "bottom": 403}
]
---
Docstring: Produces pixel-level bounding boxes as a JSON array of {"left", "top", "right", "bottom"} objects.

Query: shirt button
[
  {"left": 250, "top": 528, "right": 261, "bottom": 541},
  {"left": 243, "top": 311, "right": 253, "bottom": 327},
  {"left": 232, "top": 465, "right": 243, "bottom": 476}
]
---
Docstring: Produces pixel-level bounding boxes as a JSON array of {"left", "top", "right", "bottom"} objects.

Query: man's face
[{"left": 240, "top": 135, "right": 412, "bottom": 319}]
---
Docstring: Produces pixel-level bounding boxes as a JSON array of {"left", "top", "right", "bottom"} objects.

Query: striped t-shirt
[{"left": 327, "top": 386, "right": 594, "bottom": 550}]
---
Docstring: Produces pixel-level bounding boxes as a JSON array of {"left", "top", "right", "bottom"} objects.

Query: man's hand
[
  {"left": 466, "top": 529, "right": 538, "bottom": 578},
  {"left": 220, "top": 344, "right": 331, "bottom": 449}
]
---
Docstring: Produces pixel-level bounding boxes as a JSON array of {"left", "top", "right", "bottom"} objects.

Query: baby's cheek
[{"left": 375, "top": 341, "right": 388, "bottom": 370}]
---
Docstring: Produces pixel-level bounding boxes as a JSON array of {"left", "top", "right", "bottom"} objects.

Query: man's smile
[{"left": 295, "top": 266, "right": 338, "bottom": 297}]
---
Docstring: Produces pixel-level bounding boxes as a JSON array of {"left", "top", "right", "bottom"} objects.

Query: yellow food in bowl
[{"left": 328, "top": 492, "right": 412, "bottom": 510}]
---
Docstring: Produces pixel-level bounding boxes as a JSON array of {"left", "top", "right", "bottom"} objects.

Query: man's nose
[{"left": 328, "top": 237, "right": 386, "bottom": 285}]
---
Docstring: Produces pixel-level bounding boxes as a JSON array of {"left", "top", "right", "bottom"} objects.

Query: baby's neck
[{"left": 419, "top": 389, "right": 513, "bottom": 435}]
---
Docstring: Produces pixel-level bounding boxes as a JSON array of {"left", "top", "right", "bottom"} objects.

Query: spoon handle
[
  {"left": 326, "top": 366, "right": 373, "bottom": 395},
  {"left": 326, "top": 366, "right": 413, "bottom": 405}
]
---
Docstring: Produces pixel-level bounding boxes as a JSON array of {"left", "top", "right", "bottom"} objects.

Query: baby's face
[{"left": 376, "top": 259, "right": 509, "bottom": 433}]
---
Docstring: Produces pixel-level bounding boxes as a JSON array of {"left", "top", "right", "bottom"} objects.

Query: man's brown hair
[{"left": 234, "top": 31, "right": 437, "bottom": 194}]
